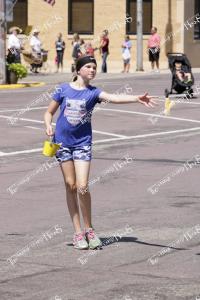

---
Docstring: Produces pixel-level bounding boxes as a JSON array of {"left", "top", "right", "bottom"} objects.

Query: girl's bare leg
[
  {"left": 122, "top": 62, "right": 126, "bottom": 72},
  {"left": 74, "top": 160, "right": 92, "bottom": 229},
  {"left": 126, "top": 63, "right": 130, "bottom": 73},
  {"left": 60, "top": 161, "right": 82, "bottom": 233}
]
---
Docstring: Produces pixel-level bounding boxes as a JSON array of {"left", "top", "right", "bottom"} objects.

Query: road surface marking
[
  {"left": 0, "top": 106, "right": 48, "bottom": 113},
  {"left": 0, "top": 127, "right": 200, "bottom": 157},
  {"left": 25, "top": 126, "right": 43, "bottom": 130},
  {"left": 94, "top": 126, "right": 200, "bottom": 144},
  {"left": 98, "top": 108, "right": 200, "bottom": 124}
]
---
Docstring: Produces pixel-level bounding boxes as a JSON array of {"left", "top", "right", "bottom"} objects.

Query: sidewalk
[
  {"left": 24, "top": 58, "right": 200, "bottom": 75},
  {"left": 18, "top": 67, "right": 200, "bottom": 85},
  {"left": 1, "top": 67, "right": 199, "bottom": 88},
  {"left": 17, "top": 69, "right": 170, "bottom": 86}
]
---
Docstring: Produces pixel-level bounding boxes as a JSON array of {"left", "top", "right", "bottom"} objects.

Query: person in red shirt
[
  {"left": 84, "top": 42, "right": 98, "bottom": 57},
  {"left": 147, "top": 27, "right": 161, "bottom": 72},
  {"left": 99, "top": 30, "right": 109, "bottom": 73}
]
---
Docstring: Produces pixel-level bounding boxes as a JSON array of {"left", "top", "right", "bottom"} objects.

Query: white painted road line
[
  {"left": 0, "top": 114, "right": 127, "bottom": 138},
  {"left": 93, "top": 130, "right": 127, "bottom": 138},
  {"left": 1, "top": 98, "right": 198, "bottom": 111},
  {"left": 24, "top": 126, "right": 126, "bottom": 137},
  {"left": 0, "top": 148, "right": 43, "bottom": 156},
  {"left": 0, "top": 114, "right": 45, "bottom": 124},
  {"left": 94, "top": 127, "right": 200, "bottom": 144},
  {"left": 1, "top": 127, "right": 200, "bottom": 157},
  {"left": 25, "top": 126, "right": 43, "bottom": 130},
  {"left": 155, "top": 98, "right": 200, "bottom": 105},
  {"left": 1, "top": 108, "right": 200, "bottom": 126},
  {"left": 0, "top": 106, "right": 48, "bottom": 113},
  {"left": 98, "top": 108, "right": 200, "bottom": 124}
]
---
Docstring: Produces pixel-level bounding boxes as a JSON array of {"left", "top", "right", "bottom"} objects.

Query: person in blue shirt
[{"left": 44, "top": 55, "right": 156, "bottom": 250}]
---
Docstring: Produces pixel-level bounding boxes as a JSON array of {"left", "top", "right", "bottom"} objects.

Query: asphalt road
[{"left": 0, "top": 71, "right": 200, "bottom": 300}]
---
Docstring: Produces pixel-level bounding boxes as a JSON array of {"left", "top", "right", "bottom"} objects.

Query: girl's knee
[
  {"left": 76, "top": 184, "right": 88, "bottom": 195},
  {"left": 65, "top": 182, "right": 77, "bottom": 192}
]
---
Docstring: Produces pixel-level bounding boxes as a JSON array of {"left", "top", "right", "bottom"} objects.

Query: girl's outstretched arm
[
  {"left": 99, "top": 91, "right": 157, "bottom": 108},
  {"left": 44, "top": 100, "right": 60, "bottom": 136}
]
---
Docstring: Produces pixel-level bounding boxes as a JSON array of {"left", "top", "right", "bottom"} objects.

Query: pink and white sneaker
[
  {"left": 85, "top": 228, "right": 102, "bottom": 249},
  {"left": 73, "top": 232, "right": 88, "bottom": 250}
]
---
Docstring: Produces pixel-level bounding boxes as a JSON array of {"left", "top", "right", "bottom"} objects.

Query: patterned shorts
[{"left": 55, "top": 145, "right": 92, "bottom": 163}]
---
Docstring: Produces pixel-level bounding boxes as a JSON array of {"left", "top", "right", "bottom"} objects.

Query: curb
[{"left": 0, "top": 82, "right": 45, "bottom": 89}]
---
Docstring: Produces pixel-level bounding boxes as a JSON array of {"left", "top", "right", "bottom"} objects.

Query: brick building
[{"left": 7, "top": 0, "right": 200, "bottom": 72}]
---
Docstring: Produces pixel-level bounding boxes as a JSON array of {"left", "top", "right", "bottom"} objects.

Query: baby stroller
[{"left": 165, "top": 53, "right": 194, "bottom": 98}]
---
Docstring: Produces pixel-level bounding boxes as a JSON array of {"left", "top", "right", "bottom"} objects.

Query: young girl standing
[
  {"left": 122, "top": 35, "right": 132, "bottom": 73},
  {"left": 44, "top": 55, "right": 156, "bottom": 250}
]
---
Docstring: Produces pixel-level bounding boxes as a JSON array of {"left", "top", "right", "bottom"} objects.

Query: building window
[
  {"left": 126, "top": 0, "right": 152, "bottom": 34},
  {"left": 194, "top": 0, "right": 200, "bottom": 40},
  {"left": 68, "top": 0, "right": 94, "bottom": 34},
  {"left": 7, "top": 0, "right": 28, "bottom": 33}
]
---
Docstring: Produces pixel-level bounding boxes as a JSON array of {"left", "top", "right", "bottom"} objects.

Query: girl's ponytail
[{"left": 72, "top": 74, "right": 78, "bottom": 82}]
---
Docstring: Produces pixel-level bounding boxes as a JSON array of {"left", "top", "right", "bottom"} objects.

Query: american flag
[{"left": 43, "top": 0, "right": 55, "bottom": 6}]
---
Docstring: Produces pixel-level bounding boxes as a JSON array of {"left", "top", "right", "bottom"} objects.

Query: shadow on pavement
[
  {"left": 66, "top": 236, "right": 188, "bottom": 250},
  {"left": 100, "top": 236, "right": 188, "bottom": 251}
]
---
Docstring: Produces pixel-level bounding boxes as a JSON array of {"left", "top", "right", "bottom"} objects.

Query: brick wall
[{"left": 12, "top": 0, "right": 193, "bottom": 72}]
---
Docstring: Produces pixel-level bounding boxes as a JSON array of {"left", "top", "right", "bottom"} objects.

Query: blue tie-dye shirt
[{"left": 52, "top": 83, "right": 102, "bottom": 147}]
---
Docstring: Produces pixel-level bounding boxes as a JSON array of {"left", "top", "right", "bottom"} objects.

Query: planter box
[
  {"left": 9, "top": 71, "right": 18, "bottom": 84},
  {"left": 6, "top": 68, "right": 18, "bottom": 84}
]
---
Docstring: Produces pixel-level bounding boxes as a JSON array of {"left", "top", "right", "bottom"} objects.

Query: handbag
[{"left": 122, "top": 49, "right": 131, "bottom": 60}]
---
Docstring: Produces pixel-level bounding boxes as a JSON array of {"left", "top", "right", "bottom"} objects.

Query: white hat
[
  {"left": 32, "top": 28, "right": 40, "bottom": 34},
  {"left": 9, "top": 26, "right": 22, "bottom": 34}
]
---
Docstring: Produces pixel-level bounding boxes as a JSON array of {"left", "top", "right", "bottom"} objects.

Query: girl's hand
[
  {"left": 138, "top": 93, "right": 158, "bottom": 108},
  {"left": 46, "top": 124, "right": 54, "bottom": 136}
]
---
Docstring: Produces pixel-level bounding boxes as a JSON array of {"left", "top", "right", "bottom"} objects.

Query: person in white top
[
  {"left": 7, "top": 27, "right": 22, "bottom": 63},
  {"left": 30, "top": 29, "right": 42, "bottom": 73}
]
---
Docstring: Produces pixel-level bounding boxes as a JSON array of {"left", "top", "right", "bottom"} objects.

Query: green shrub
[{"left": 8, "top": 63, "right": 28, "bottom": 79}]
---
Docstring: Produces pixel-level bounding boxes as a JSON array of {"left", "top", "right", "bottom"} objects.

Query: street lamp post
[
  {"left": 136, "top": 0, "right": 144, "bottom": 71},
  {"left": 0, "top": 0, "right": 6, "bottom": 84}
]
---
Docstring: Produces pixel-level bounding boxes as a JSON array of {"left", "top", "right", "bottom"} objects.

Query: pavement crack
[{"left": 0, "top": 266, "right": 66, "bottom": 284}]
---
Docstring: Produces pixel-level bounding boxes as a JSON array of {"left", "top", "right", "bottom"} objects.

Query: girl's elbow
[{"left": 44, "top": 110, "right": 53, "bottom": 117}]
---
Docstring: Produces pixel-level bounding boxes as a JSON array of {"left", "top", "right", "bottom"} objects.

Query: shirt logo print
[{"left": 64, "top": 98, "right": 86, "bottom": 126}]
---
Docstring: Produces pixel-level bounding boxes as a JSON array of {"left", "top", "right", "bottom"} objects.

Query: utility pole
[
  {"left": 136, "top": 0, "right": 144, "bottom": 71},
  {"left": 0, "top": 0, "right": 6, "bottom": 84}
]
